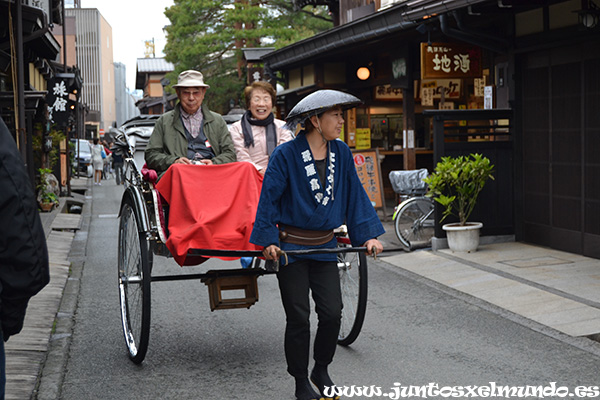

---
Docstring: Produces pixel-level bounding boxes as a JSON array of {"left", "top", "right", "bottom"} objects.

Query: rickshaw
[{"left": 114, "top": 133, "right": 370, "bottom": 364}]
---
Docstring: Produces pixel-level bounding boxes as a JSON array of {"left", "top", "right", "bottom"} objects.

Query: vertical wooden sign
[
  {"left": 352, "top": 148, "right": 387, "bottom": 220},
  {"left": 345, "top": 108, "right": 356, "bottom": 146}
]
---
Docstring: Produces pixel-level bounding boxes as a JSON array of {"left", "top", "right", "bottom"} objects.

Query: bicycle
[{"left": 389, "top": 169, "right": 435, "bottom": 251}]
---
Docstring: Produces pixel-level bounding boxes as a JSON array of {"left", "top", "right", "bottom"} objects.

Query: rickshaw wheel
[
  {"left": 118, "top": 201, "right": 151, "bottom": 364},
  {"left": 336, "top": 242, "right": 367, "bottom": 346}
]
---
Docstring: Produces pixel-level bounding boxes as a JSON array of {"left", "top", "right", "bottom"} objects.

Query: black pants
[
  {"left": 113, "top": 162, "right": 123, "bottom": 185},
  {"left": 277, "top": 258, "right": 342, "bottom": 379}
]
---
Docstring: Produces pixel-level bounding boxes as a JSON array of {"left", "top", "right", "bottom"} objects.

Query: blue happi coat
[{"left": 250, "top": 132, "right": 385, "bottom": 262}]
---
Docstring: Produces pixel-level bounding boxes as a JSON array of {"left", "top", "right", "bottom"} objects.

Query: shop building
[{"left": 263, "top": 0, "right": 600, "bottom": 258}]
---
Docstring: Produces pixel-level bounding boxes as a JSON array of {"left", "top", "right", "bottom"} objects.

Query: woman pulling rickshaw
[{"left": 251, "top": 90, "right": 385, "bottom": 400}]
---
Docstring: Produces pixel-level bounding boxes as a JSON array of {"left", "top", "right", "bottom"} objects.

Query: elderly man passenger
[
  {"left": 145, "top": 70, "right": 236, "bottom": 177},
  {"left": 229, "top": 81, "right": 293, "bottom": 176}
]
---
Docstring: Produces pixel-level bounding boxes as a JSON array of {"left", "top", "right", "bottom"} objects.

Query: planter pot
[
  {"left": 442, "top": 222, "right": 483, "bottom": 253},
  {"left": 40, "top": 202, "right": 54, "bottom": 212}
]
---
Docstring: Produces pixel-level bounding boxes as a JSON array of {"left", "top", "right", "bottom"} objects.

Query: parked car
[{"left": 71, "top": 139, "right": 93, "bottom": 177}]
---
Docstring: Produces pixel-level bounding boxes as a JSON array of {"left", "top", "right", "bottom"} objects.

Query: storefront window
[{"left": 369, "top": 114, "right": 403, "bottom": 150}]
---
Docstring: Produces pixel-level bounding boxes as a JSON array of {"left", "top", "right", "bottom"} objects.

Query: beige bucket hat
[{"left": 172, "top": 70, "right": 210, "bottom": 88}]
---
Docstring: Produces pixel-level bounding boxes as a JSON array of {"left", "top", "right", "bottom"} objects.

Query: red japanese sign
[{"left": 352, "top": 149, "right": 384, "bottom": 209}]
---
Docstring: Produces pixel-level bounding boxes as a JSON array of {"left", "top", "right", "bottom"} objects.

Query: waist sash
[{"left": 279, "top": 225, "right": 334, "bottom": 246}]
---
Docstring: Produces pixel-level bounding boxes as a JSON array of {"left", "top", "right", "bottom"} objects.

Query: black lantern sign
[{"left": 46, "top": 77, "right": 72, "bottom": 127}]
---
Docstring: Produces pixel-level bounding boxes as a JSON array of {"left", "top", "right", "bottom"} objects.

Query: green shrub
[{"left": 423, "top": 153, "right": 494, "bottom": 226}]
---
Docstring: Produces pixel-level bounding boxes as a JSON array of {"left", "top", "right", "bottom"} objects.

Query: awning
[
  {"left": 263, "top": 0, "right": 494, "bottom": 70},
  {"left": 0, "top": 1, "right": 61, "bottom": 62},
  {"left": 0, "top": 90, "right": 47, "bottom": 111}
]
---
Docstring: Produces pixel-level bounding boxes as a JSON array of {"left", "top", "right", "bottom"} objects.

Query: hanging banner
[
  {"left": 391, "top": 44, "right": 412, "bottom": 89},
  {"left": 420, "top": 42, "right": 482, "bottom": 80},
  {"left": 46, "top": 78, "right": 71, "bottom": 127}
]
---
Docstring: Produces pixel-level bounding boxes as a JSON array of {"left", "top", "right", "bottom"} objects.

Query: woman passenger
[{"left": 229, "top": 81, "right": 293, "bottom": 176}]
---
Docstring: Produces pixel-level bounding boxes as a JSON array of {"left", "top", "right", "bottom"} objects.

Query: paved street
[{"left": 17, "top": 177, "right": 600, "bottom": 399}]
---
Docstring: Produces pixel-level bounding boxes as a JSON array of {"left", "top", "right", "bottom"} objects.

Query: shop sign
[
  {"left": 46, "top": 77, "right": 71, "bottom": 127},
  {"left": 484, "top": 85, "right": 495, "bottom": 109},
  {"left": 474, "top": 78, "right": 486, "bottom": 97},
  {"left": 353, "top": 149, "right": 384, "bottom": 210},
  {"left": 420, "top": 42, "right": 482, "bottom": 80},
  {"left": 248, "top": 66, "right": 264, "bottom": 82},
  {"left": 374, "top": 82, "right": 419, "bottom": 100},
  {"left": 375, "top": 84, "right": 403, "bottom": 100},
  {"left": 391, "top": 45, "right": 412, "bottom": 89},
  {"left": 355, "top": 128, "right": 371, "bottom": 150},
  {"left": 420, "top": 79, "right": 461, "bottom": 100}
]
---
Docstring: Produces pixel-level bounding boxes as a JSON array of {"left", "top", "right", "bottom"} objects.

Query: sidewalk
[
  {"left": 378, "top": 218, "right": 600, "bottom": 347},
  {"left": 6, "top": 181, "right": 600, "bottom": 399}
]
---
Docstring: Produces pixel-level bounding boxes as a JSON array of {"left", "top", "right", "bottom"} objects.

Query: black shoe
[
  {"left": 295, "top": 377, "right": 323, "bottom": 400},
  {"left": 310, "top": 365, "right": 340, "bottom": 400}
]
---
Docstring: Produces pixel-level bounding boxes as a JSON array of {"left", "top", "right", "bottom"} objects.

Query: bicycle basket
[{"left": 389, "top": 169, "right": 429, "bottom": 196}]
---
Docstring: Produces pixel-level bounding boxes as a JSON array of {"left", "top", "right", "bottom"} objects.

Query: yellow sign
[{"left": 355, "top": 128, "right": 371, "bottom": 150}]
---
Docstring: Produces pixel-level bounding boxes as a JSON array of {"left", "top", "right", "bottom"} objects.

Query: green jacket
[{"left": 145, "top": 103, "right": 237, "bottom": 176}]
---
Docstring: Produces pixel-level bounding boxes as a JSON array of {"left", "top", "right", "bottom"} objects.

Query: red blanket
[{"left": 155, "top": 162, "right": 263, "bottom": 266}]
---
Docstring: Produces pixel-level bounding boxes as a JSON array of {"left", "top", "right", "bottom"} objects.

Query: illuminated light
[{"left": 356, "top": 67, "right": 370, "bottom": 80}]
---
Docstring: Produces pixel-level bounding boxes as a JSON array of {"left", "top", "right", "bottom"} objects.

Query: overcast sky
[{"left": 80, "top": 0, "right": 174, "bottom": 92}]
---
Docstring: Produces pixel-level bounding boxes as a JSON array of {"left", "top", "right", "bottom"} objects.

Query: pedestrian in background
[
  {"left": 112, "top": 147, "right": 124, "bottom": 185},
  {"left": 250, "top": 90, "right": 384, "bottom": 400},
  {"left": 0, "top": 116, "right": 50, "bottom": 399},
  {"left": 91, "top": 138, "right": 104, "bottom": 185},
  {"left": 101, "top": 139, "right": 113, "bottom": 180}
]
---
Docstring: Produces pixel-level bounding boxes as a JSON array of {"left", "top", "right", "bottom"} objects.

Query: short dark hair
[
  {"left": 302, "top": 106, "right": 342, "bottom": 132},
  {"left": 244, "top": 81, "right": 276, "bottom": 107}
]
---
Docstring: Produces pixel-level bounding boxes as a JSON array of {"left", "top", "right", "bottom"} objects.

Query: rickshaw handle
[{"left": 188, "top": 246, "right": 379, "bottom": 259}]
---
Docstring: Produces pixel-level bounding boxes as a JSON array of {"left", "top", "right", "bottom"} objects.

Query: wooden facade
[{"left": 268, "top": 0, "right": 600, "bottom": 258}]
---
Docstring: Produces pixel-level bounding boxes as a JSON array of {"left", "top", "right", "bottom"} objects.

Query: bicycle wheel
[
  {"left": 337, "top": 242, "right": 368, "bottom": 346},
  {"left": 394, "top": 197, "right": 435, "bottom": 251},
  {"left": 118, "top": 201, "right": 151, "bottom": 364}
]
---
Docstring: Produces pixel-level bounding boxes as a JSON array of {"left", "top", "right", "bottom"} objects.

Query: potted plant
[
  {"left": 37, "top": 168, "right": 60, "bottom": 212},
  {"left": 423, "top": 153, "right": 494, "bottom": 252}
]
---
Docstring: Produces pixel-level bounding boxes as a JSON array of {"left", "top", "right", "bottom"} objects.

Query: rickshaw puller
[{"left": 250, "top": 90, "right": 384, "bottom": 400}]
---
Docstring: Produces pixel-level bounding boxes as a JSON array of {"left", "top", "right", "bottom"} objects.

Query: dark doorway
[{"left": 520, "top": 42, "right": 600, "bottom": 258}]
